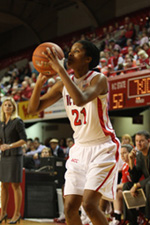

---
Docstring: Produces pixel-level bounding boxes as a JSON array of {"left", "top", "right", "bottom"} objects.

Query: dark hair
[
  {"left": 121, "top": 144, "right": 133, "bottom": 152},
  {"left": 77, "top": 40, "right": 100, "bottom": 70},
  {"left": 136, "top": 130, "right": 150, "bottom": 140}
]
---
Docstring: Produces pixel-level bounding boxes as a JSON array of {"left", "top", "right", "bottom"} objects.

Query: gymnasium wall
[
  {"left": 116, "top": 0, "right": 150, "bottom": 17},
  {"left": 25, "top": 121, "right": 73, "bottom": 144}
]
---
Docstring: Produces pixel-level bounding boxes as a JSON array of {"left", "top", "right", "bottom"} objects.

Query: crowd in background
[
  {"left": 23, "top": 131, "right": 150, "bottom": 225},
  {"left": 22, "top": 136, "right": 74, "bottom": 170},
  {"left": 1, "top": 11, "right": 150, "bottom": 104}
]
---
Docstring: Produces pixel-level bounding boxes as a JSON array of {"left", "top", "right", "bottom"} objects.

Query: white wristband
[{"left": 9, "top": 144, "right": 13, "bottom": 148}]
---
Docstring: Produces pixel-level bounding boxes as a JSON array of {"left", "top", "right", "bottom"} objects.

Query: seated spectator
[
  {"left": 99, "top": 58, "right": 109, "bottom": 76},
  {"left": 125, "top": 22, "right": 136, "bottom": 40},
  {"left": 49, "top": 138, "right": 65, "bottom": 158},
  {"left": 59, "top": 138, "right": 67, "bottom": 151},
  {"left": 41, "top": 147, "right": 52, "bottom": 158},
  {"left": 20, "top": 80, "right": 32, "bottom": 100},
  {"left": 137, "top": 49, "right": 150, "bottom": 69},
  {"left": 121, "top": 39, "right": 133, "bottom": 56},
  {"left": 0, "top": 73, "right": 12, "bottom": 86},
  {"left": 123, "top": 130, "right": 150, "bottom": 225},
  {"left": 26, "top": 141, "right": 37, "bottom": 156},
  {"left": 102, "top": 27, "right": 108, "bottom": 39},
  {"left": 123, "top": 54, "right": 137, "bottom": 73},
  {"left": 142, "top": 42, "right": 150, "bottom": 57},
  {"left": 109, "top": 144, "right": 133, "bottom": 225},
  {"left": 109, "top": 49, "right": 124, "bottom": 71},
  {"left": 105, "top": 50, "right": 112, "bottom": 63},
  {"left": 36, "top": 147, "right": 53, "bottom": 172},
  {"left": 26, "top": 139, "right": 46, "bottom": 168},
  {"left": 64, "top": 138, "right": 74, "bottom": 159},
  {"left": 22, "top": 144, "right": 35, "bottom": 170},
  {"left": 116, "top": 30, "right": 127, "bottom": 48},
  {"left": 108, "top": 39, "right": 121, "bottom": 53},
  {"left": 121, "top": 134, "right": 134, "bottom": 146},
  {"left": 128, "top": 46, "right": 138, "bottom": 61},
  {"left": 139, "top": 31, "right": 149, "bottom": 47},
  {"left": 31, "top": 72, "right": 37, "bottom": 83},
  {"left": 33, "top": 139, "right": 46, "bottom": 155},
  {"left": 11, "top": 87, "right": 22, "bottom": 102},
  {"left": 107, "top": 64, "right": 116, "bottom": 77},
  {"left": 26, "top": 138, "right": 33, "bottom": 153}
]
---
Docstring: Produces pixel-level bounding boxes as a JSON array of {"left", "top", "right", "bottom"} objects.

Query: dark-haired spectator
[
  {"left": 123, "top": 54, "right": 137, "bottom": 73},
  {"left": 64, "top": 138, "right": 74, "bottom": 159},
  {"left": 34, "top": 139, "right": 46, "bottom": 155},
  {"left": 121, "top": 39, "right": 133, "bottom": 56},
  {"left": 110, "top": 144, "right": 133, "bottom": 225},
  {"left": 26, "top": 141, "right": 37, "bottom": 156},
  {"left": 123, "top": 130, "right": 150, "bottom": 225},
  {"left": 22, "top": 144, "right": 35, "bottom": 171},
  {"left": 108, "top": 39, "right": 121, "bottom": 53},
  {"left": 116, "top": 30, "right": 127, "bottom": 48},
  {"left": 125, "top": 22, "right": 136, "bottom": 40},
  {"left": 109, "top": 49, "right": 124, "bottom": 71},
  {"left": 49, "top": 139, "right": 65, "bottom": 158},
  {"left": 142, "top": 42, "right": 150, "bottom": 57},
  {"left": 140, "top": 31, "right": 149, "bottom": 47},
  {"left": 59, "top": 138, "right": 67, "bottom": 151},
  {"left": 26, "top": 139, "right": 46, "bottom": 168}
]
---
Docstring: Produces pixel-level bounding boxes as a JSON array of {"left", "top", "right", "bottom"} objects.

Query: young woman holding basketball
[{"left": 28, "top": 40, "right": 120, "bottom": 225}]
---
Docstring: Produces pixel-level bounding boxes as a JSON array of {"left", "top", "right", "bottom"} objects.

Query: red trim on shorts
[{"left": 95, "top": 164, "right": 115, "bottom": 192}]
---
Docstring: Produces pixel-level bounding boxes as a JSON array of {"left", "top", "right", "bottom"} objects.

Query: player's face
[
  {"left": 2, "top": 100, "right": 14, "bottom": 115},
  {"left": 135, "top": 134, "right": 150, "bottom": 152},
  {"left": 67, "top": 42, "right": 91, "bottom": 69},
  {"left": 120, "top": 147, "right": 129, "bottom": 162}
]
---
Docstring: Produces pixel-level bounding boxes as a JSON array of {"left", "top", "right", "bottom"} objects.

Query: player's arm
[
  {"left": 28, "top": 73, "right": 63, "bottom": 114},
  {"left": 44, "top": 48, "right": 108, "bottom": 106},
  {"left": 59, "top": 70, "right": 107, "bottom": 106}
]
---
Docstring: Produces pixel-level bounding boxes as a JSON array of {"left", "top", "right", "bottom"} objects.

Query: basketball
[{"left": 32, "top": 42, "right": 64, "bottom": 75}]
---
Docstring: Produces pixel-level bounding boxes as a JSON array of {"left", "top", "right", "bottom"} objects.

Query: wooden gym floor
[{"left": 5, "top": 219, "right": 65, "bottom": 225}]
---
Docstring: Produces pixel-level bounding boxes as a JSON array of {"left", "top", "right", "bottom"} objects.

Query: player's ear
[{"left": 86, "top": 56, "right": 92, "bottom": 64}]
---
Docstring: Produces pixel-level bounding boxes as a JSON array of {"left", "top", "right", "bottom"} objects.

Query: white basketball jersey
[{"left": 62, "top": 70, "right": 116, "bottom": 146}]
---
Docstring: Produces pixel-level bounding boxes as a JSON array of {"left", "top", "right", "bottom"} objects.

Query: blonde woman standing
[{"left": 0, "top": 97, "right": 27, "bottom": 224}]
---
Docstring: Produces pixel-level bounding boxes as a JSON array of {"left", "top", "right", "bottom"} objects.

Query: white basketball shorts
[{"left": 64, "top": 138, "right": 120, "bottom": 200}]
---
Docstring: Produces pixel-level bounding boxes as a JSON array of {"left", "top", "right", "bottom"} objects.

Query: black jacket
[
  {"left": 129, "top": 148, "right": 150, "bottom": 188},
  {"left": 0, "top": 117, "right": 27, "bottom": 156}
]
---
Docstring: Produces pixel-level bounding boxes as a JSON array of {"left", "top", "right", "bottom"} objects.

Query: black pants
[{"left": 123, "top": 181, "right": 150, "bottom": 224}]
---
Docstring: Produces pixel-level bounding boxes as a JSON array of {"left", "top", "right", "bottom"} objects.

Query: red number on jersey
[{"left": 72, "top": 108, "right": 87, "bottom": 126}]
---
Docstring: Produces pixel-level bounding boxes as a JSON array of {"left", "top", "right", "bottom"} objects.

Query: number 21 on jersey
[{"left": 72, "top": 108, "right": 87, "bottom": 126}]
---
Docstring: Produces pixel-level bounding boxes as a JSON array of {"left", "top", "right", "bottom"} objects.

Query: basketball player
[{"left": 28, "top": 40, "right": 120, "bottom": 225}]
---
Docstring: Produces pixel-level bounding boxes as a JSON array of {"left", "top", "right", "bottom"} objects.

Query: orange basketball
[{"left": 32, "top": 42, "right": 64, "bottom": 76}]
